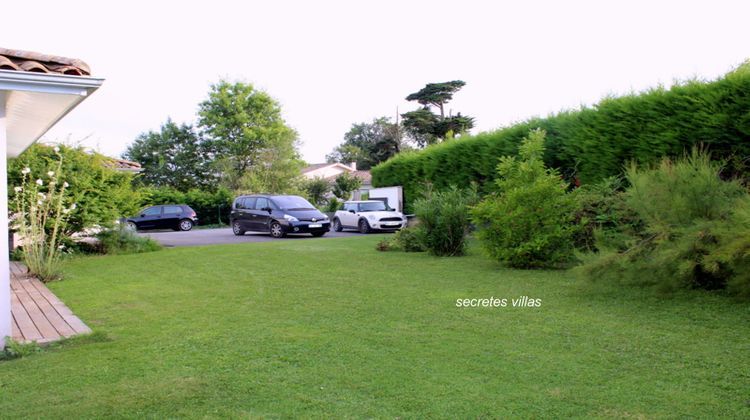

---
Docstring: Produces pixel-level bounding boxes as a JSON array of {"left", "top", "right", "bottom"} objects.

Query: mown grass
[{"left": 0, "top": 236, "right": 748, "bottom": 418}]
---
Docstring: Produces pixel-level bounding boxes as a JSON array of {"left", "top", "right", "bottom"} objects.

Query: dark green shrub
[
  {"left": 96, "top": 225, "right": 162, "bottom": 255},
  {"left": 578, "top": 150, "right": 750, "bottom": 298},
  {"left": 472, "top": 130, "right": 580, "bottom": 268},
  {"left": 323, "top": 197, "right": 342, "bottom": 213},
  {"left": 301, "top": 177, "right": 331, "bottom": 207},
  {"left": 570, "top": 177, "right": 642, "bottom": 252},
  {"left": 413, "top": 187, "right": 476, "bottom": 256},
  {"left": 372, "top": 62, "right": 750, "bottom": 211}
]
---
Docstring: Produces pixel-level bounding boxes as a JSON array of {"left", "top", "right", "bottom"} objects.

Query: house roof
[
  {"left": 301, "top": 162, "right": 333, "bottom": 173},
  {"left": 1, "top": 47, "right": 103, "bottom": 158},
  {"left": 353, "top": 170, "right": 372, "bottom": 183},
  {"left": 0, "top": 48, "right": 91, "bottom": 76},
  {"left": 301, "top": 162, "right": 371, "bottom": 184},
  {"left": 103, "top": 157, "right": 142, "bottom": 172}
]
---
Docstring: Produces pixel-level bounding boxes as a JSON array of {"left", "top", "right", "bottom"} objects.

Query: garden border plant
[
  {"left": 11, "top": 148, "right": 76, "bottom": 282},
  {"left": 471, "top": 129, "right": 581, "bottom": 269}
]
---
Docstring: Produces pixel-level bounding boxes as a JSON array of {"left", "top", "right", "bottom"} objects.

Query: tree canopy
[
  {"left": 197, "top": 80, "right": 303, "bottom": 192},
  {"left": 326, "top": 117, "right": 405, "bottom": 170},
  {"left": 332, "top": 171, "right": 362, "bottom": 200},
  {"left": 123, "top": 119, "right": 214, "bottom": 191},
  {"left": 402, "top": 80, "right": 474, "bottom": 147},
  {"left": 405, "top": 80, "right": 466, "bottom": 118}
]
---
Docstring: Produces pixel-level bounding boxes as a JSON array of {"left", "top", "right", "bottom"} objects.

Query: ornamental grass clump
[{"left": 11, "top": 148, "right": 76, "bottom": 282}]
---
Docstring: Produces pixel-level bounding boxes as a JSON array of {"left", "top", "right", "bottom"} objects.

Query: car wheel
[
  {"left": 333, "top": 218, "right": 343, "bottom": 232},
  {"left": 311, "top": 231, "right": 326, "bottom": 237},
  {"left": 232, "top": 220, "right": 245, "bottom": 236},
  {"left": 179, "top": 219, "right": 194, "bottom": 231},
  {"left": 270, "top": 221, "right": 286, "bottom": 238},
  {"left": 358, "top": 218, "right": 371, "bottom": 234},
  {"left": 126, "top": 221, "right": 138, "bottom": 231}
]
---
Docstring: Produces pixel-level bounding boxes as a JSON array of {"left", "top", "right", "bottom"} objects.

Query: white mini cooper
[{"left": 333, "top": 200, "right": 406, "bottom": 233}]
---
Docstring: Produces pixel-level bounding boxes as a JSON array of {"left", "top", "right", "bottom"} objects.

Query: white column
[{"left": 0, "top": 92, "right": 9, "bottom": 348}]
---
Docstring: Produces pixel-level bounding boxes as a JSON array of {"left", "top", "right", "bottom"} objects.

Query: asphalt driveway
[{"left": 139, "top": 227, "right": 378, "bottom": 247}]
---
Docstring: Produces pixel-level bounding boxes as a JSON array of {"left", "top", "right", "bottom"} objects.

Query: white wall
[
  {"left": 0, "top": 93, "right": 10, "bottom": 347},
  {"left": 369, "top": 186, "right": 403, "bottom": 213}
]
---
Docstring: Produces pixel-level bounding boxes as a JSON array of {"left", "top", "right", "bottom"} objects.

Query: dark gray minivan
[{"left": 230, "top": 194, "right": 330, "bottom": 238}]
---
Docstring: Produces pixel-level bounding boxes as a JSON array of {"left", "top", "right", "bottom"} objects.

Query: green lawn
[{"left": 1, "top": 236, "right": 748, "bottom": 418}]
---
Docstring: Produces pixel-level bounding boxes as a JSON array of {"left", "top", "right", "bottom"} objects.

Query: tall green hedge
[
  {"left": 8, "top": 144, "right": 143, "bottom": 233},
  {"left": 372, "top": 63, "right": 750, "bottom": 211}
]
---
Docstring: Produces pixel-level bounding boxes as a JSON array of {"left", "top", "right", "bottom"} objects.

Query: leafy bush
[
  {"left": 413, "top": 186, "right": 476, "bottom": 256},
  {"left": 578, "top": 150, "right": 750, "bottom": 298},
  {"left": 372, "top": 62, "right": 750, "bottom": 211},
  {"left": 375, "top": 227, "right": 427, "bottom": 253},
  {"left": 393, "top": 227, "right": 427, "bottom": 252},
  {"left": 9, "top": 144, "right": 142, "bottom": 233},
  {"left": 332, "top": 172, "right": 362, "bottom": 200},
  {"left": 140, "top": 186, "right": 233, "bottom": 225},
  {"left": 96, "top": 225, "right": 162, "bottom": 255},
  {"left": 301, "top": 177, "right": 331, "bottom": 207},
  {"left": 472, "top": 130, "right": 580, "bottom": 268},
  {"left": 322, "top": 197, "right": 342, "bottom": 213},
  {"left": 570, "top": 177, "right": 642, "bottom": 252}
]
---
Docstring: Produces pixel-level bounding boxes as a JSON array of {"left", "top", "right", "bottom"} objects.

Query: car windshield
[
  {"left": 273, "top": 196, "right": 316, "bottom": 211},
  {"left": 359, "top": 201, "right": 390, "bottom": 212}
]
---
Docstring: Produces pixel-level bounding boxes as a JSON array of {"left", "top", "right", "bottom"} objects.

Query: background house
[
  {"left": 103, "top": 156, "right": 142, "bottom": 173},
  {"left": 302, "top": 162, "right": 372, "bottom": 200}
]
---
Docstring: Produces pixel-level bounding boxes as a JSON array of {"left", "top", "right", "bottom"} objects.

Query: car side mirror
[
  {"left": 262, "top": 207, "right": 272, "bottom": 213},
  {"left": 140, "top": 214, "right": 146, "bottom": 218},
  {"left": 348, "top": 209, "right": 355, "bottom": 213}
]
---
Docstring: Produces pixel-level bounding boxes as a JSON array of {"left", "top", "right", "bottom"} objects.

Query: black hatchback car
[
  {"left": 125, "top": 204, "right": 198, "bottom": 231},
  {"left": 230, "top": 194, "right": 330, "bottom": 238}
]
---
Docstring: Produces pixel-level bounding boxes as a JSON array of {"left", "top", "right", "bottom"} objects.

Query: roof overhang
[{"left": 0, "top": 69, "right": 103, "bottom": 157}]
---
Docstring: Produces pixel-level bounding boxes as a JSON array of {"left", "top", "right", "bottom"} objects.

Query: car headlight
[
  {"left": 322, "top": 214, "right": 329, "bottom": 220},
  {"left": 283, "top": 214, "right": 298, "bottom": 222}
]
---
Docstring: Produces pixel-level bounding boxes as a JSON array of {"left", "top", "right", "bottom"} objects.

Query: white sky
[{"left": 3, "top": 0, "right": 749, "bottom": 163}]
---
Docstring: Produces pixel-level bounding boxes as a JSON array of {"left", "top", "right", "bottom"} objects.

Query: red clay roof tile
[{"left": 0, "top": 48, "right": 90, "bottom": 76}]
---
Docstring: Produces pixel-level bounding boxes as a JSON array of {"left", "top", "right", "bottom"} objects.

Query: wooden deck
[{"left": 10, "top": 261, "right": 91, "bottom": 344}]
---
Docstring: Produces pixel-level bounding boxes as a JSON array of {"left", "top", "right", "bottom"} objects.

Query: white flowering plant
[{"left": 11, "top": 150, "right": 76, "bottom": 282}]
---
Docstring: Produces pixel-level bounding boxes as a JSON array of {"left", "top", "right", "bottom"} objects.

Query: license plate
[
  {"left": 384, "top": 222, "right": 400, "bottom": 226},
  {"left": 308, "top": 223, "right": 322, "bottom": 228}
]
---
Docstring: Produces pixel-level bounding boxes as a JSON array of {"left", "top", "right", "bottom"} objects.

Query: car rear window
[
  {"left": 163, "top": 206, "right": 183, "bottom": 215},
  {"left": 142, "top": 207, "right": 161, "bottom": 216}
]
